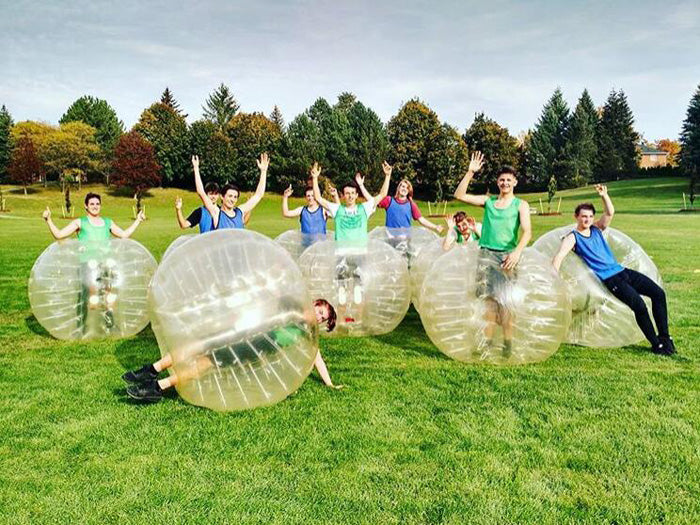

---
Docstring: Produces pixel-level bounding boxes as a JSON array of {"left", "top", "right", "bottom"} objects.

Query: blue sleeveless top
[
  {"left": 217, "top": 207, "right": 244, "bottom": 230},
  {"left": 300, "top": 206, "right": 326, "bottom": 235},
  {"left": 199, "top": 206, "right": 214, "bottom": 233},
  {"left": 385, "top": 197, "right": 413, "bottom": 228},
  {"left": 572, "top": 226, "right": 624, "bottom": 280}
]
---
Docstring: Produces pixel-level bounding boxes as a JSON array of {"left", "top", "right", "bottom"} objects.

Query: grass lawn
[{"left": 1, "top": 178, "right": 699, "bottom": 524}]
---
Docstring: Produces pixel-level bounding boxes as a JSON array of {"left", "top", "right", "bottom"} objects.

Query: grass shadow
[
  {"left": 373, "top": 307, "right": 448, "bottom": 361},
  {"left": 113, "top": 326, "right": 160, "bottom": 370},
  {"left": 25, "top": 315, "right": 51, "bottom": 337},
  {"left": 8, "top": 187, "right": 41, "bottom": 195}
]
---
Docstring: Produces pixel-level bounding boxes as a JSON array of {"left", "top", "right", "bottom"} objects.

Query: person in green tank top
[
  {"left": 453, "top": 152, "right": 532, "bottom": 356},
  {"left": 311, "top": 161, "right": 392, "bottom": 309},
  {"left": 42, "top": 192, "right": 145, "bottom": 332},
  {"left": 123, "top": 299, "right": 343, "bottom": 403},
  {"left": 442, "top": 211, "right": 482, "bottom": 251}
]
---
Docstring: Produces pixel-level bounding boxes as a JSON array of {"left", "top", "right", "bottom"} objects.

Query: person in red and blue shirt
[{"left": 376, "top": 179, "right": 443, "bottom": 234}]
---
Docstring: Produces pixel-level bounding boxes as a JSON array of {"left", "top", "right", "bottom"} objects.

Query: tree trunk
[{"left": 24, "top": 184, "right": 27, "bottom": 195}]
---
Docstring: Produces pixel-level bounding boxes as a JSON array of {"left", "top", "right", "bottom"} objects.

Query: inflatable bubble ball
[
  {"left": 369, "top": 226, "right": 439, "bottom": 268},
  {"left": 298, "top": 239, "right": 411, "bottom": 337},
  {"left": 419, "top": 245, "right": 571, "bottom": 365},
  {"left": 532, "top": 225, "right": 662, "bottom": 347},
  {"left": 148, "top": 229, "right": 319, "bottom": 411},
  {"left": 162, "top": 233, "right": 196, "bottom": 260},
  {"left": 28, "top": 239, "right": 157, "bottom": 341},
  {"left": 409, "top": 237, "right": 450, "bottom": 312},
  {"left": 274, "top": 230, "right": 334, "bottom": 260}
]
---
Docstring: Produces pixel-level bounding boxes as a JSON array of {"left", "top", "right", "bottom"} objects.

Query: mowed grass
[{"left": 0, "top": 178, "right": 699, "bottom": 524}]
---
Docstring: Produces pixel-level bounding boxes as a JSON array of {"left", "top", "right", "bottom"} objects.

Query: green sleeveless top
[
  {"left": 334, "top": 205, "right": 369, "bottom": 246},
  {"left": 479, "top": 196, "right": 521, "bottom": 251},
  {"left": 454, "top": 225, "right": 479, "bottom": 244},
  {"left": 77, "top": 216, "right": 112, "bottom": 262}
]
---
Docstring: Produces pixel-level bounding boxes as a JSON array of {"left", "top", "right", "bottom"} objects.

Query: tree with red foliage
[
  {"left": 9, "top": 135, "right": 44, "bottom": 194},
  {"left": 111, "top": 131, "right": 161, "bottom": 213}
]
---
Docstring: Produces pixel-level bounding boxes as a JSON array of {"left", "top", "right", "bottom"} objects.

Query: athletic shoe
[
  {"left": 659, "top": 336, "right": 676, "bottom": 355},
  {"left": 122, "top": 364, "right": 158, "bottom": 384},
  {"left": 104, "top": 310, "right": 115, "bottom": 329},
  {"left": 126, "top": 380, "right": 163, "bottom": 402}
]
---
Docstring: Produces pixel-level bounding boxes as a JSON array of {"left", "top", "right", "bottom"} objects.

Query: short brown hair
[
  {"left": 575, "top": 203, "right": 596, "bottom": 216},
  {"left": 453, "top": 211, "right": 467, "bottom": 223},
  {"left": 84, "top": 192, "right": 101, "bottom": 206},
  {"left": 498, "top": 166, "right": 517, "bottom": 178},
  {"left": 314, "top": 299, "right": 336, "bottom": 332}
]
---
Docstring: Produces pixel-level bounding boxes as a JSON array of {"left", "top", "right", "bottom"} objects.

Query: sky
[{"left": 1, "top": 0, "right": 699, "bottom": 141}]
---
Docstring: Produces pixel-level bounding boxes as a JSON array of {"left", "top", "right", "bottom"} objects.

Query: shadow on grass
[
  {"left": 111, "top": 385, "right": 182, "bottom": 406},
  {"left": 25, "top": 315, "right": 51, "bottom": 337},
  {"left": 113, "top": 326, "right": 160, "bottom": 370},
  {"left": 8, "top": 187, "right": 41, "bottom": 195},
  {"left": 106, "top": 186, "right": 155, "bottom": 199},
  {"left": 373, "top": 307, "right": 448, "bottom": 361}
]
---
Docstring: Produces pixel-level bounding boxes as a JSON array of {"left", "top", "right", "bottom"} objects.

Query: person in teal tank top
[
  {"left": 453, "top": 152, "right": 532, "bottom": 356},
  {"left": 42, "top": 192, "right": 146, "bottom": 333},
  {"left": 311, "top": 161, "right": 392, "bottom": 311},
  {"left": 442, "top": 211, "right": 482, "bottom": 251}
]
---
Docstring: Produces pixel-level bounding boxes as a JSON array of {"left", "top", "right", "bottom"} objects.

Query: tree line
[{"left": 0, "top": 83, "right": 698, "bottom": 206}]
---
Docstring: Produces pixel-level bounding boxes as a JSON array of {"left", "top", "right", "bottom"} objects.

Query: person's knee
[{"left": 628, "top": 295, "right": 647, "bottom": 314}]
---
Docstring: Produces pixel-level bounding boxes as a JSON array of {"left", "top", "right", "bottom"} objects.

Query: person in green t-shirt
[
  {"left": 453, "top": 152, "right": 532, "bottom": 356},
  {"left": 123, "top": 299, "right": 342, "bottom": 403},
  {"left": 42, "top": 192, "right": 145, "bottom": 332},
  {"left": 311, "top": 161, "right": 392, "bottom": 308},
  {"left": 442, "top": 211, "right": 482, "bottom": 251}
]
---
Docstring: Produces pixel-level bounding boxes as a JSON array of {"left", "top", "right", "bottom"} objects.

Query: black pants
[{"left": 603, "top": 268, "right": 669, "bottom": 347}]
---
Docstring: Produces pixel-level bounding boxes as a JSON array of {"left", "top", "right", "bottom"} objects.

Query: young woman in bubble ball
[
  {"left": 42, "top": 192, "right": 146, "bottom": 330},
  {"left": 123, "top": 299, "right": 342, "bottom": 402},
  {"left": 192, "top": 153, "right": 268, "bottom": 230},
  {"left": 453, "top": 151, "right": 532, "bottom": 356},
  {"left": 551, "top": 184, "right": 675, "bottom": 355},
  {"left": 442, "top": 211, "right": 482, "bottom": 251}
]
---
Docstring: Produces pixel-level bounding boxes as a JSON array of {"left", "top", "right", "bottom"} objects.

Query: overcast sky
[{"left": 1, "top": 0, "right": 699, "bottom": 140}]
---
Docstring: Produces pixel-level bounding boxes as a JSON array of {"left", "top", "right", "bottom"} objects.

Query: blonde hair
[{"left": 395, "top": 179, "right": 414, "bottom": 200}]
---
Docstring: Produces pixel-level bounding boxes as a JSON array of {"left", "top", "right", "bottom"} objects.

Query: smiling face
[
  {"left": 85, "top": 197, "right": 101, "bottom": 217},
  {"left": 497, "top": 172, "right": 517, "bottom": 195},
  {"left": 222, "top": 189, "right": 239, "bottom": 210},
  {"left": 396, "top": 180, "right": 411, "bottom": 199},
  {"left": 207, "top": 191, "right": 220, "bottom": 205},
  {"left": 575, "top": 208, "right": 595, "bottom": 229},
  {"left": 305, "top": 189, "right": 317, "bottom": 207},
  {"left": 456, "top": 217, "right": 471, "bottom": 235},
  {"left": 342, "top": 186, "right": 358, "bottom": 207}
]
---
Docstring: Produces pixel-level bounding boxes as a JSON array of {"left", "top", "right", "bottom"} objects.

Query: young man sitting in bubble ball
[
  {"left": 124, "top": 299, "right": 342, "bottom": 402},
  {"left": 442, "top": 211, "right": 482, "bottom": 251}
]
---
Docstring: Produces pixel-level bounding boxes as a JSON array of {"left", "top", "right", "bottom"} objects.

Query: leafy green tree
[
  {"left": 680, "top": 84, "right": 700, "bottom": 206},
  {"left": 345, "top": 101, "right": 389, "bottom": 188},
  {"left": 160, "top": 87, "right": 186, "bottom": 117},
  {"left": 283, "top": 113, "right": 324, "bottom": 190},
  {"left": 527, "top": 88, "right": 570, "bottom": 189},
  {"left": 132, "top": 102, "right": 189, "bottom": 185},
  {"left": 565, "top": 89, "right": 598, "bottom": 187},
  {"left": 269, "top": 105, "right": 285, "bottom": 133},
  {"left": 427, "top": 123, "right": 470, "bottom": 201},
  {"left": 189, "top": 119, "right": 237, "bottom": 186},
  {"left": 463, "top": 112, "right": 519, "bottom": 190},
  {"left": 111, "top": 132, "right": 162, "bottom": 212},
  {"left": 8, "top": 135, "right": 43, "bottom": 194},
  {"left": 595, "top": 89, "right": 639, "bottom": 181},
  {"left": 0, "top": 105, "right": 14, "bottom": 181},
  {"left": 59, "top": 96, "right": 124, "bottom": 154},
  {"left": 226, "top": 112, "right": 282, "bottom": 188},
  {"left": 203, "top": 83, "right": 239, "bottom": 130}
]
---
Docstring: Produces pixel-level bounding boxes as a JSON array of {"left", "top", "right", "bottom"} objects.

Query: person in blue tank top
[
  {"left": 552, "top": 184, "right": 674, "bottom": 355},
  {"left": 377, "top": 179, "right": 443, "bottom": 233},
  {"left": 175, "top": 182, "right": 220, "bottom": 233},
  {"left": 282, "top": 183, "right": 331, "bottom": 247},
  {"left": 192, "top": 153, "right": 269, "bottom": 230}
]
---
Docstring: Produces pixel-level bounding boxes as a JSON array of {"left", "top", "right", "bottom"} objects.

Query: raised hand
[
  {"left": 382, "top": 161, "right": 393, "bottom": 176},
  {"left": 191, "top": 155, "right": 199, "bottom": 170},
  {"left": 42, "top": 206, "right": 51, "bottom": 220},
  {"left": 256, "top": 152, "right": 270, "bottom": 172},
  {"left": 354, "top": 172, "right": 365, "bottom": 186},
  {"left": 435, "top": 224, "right": 444, "bottom": 234},
  {"left": 595, "top": 184, "right": 608, "bottom": 196},
  {"left": 466, "top": 216, "right": 476, "bottom": 231},
  {"left": 310, "top": 162, "right": 321, "bottom": 179},
  {"left": 137, "top": 209, "right": 146, "bottom": 222},
  {"left": 468, "top": 151, "right": 484, "bottom": 173},
  {"left": 175, "top": 196, "right": 182, "bottom": 210},
  {"left": 446, "top": 215, "right": 455, "bottom": 230},
  {"left": 283, "top": 184, "right": 293, "bottom": 198}
]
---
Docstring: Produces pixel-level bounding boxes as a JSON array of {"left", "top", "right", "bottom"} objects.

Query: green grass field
[{"left": 1, "top": 178, "right": 699, "bottom": 524}]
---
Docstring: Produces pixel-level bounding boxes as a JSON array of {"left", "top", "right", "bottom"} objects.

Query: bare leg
[
  {"left": 484, "top": 298, "right": 498, "bottom": 340},
  {"left": 153, "top": 353, "right": 173, "bottom": 372}
]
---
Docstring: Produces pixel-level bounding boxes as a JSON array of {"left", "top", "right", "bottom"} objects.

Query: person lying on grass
[
  {"left": 123, "top": 299, "right": 342, "bottom": 402},
  {"left": 442, "top": 211, "right": 482, "bottom": 251},
  {"left": 551, "top": 184, "right": 675, "bottom": 355}
]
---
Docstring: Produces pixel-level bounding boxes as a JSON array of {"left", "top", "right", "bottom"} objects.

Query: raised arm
[
  {"left": 502, "top": 200, "right": 532, "bottom": 271},
  {"left": 594, "top": 184, "right": 614, "bottom": 230},
  {"left": 111, "top": 210, "right": 145, "bottom": 238},
  {"left": 354, "top": 172, "right": 373, "bottom": 202},
  {"left": 42, "top": 207, "right": 80, "bottom": 240},
  {"left": 282, "top": 185, "right": 303, "bottom": 218},
  {"left": 311, "top": 163, "right": 333, "bottom": 211},
  {"left": 175, "top": 197, "right": 191, "bottom": 229},
  {"left": 239, "top": 153, "right": 269, "bottom": 214},
  {"left": 552, "top": 233, "right": 576, "bottom": 272},
  {"left": 454, "top": 151, "right": 488, "bottom": 207},
  {"left": 374, "top": 161, "right": 392, "bottom": 204},
  {"left": 442, "top": 216, "right": 457, "bottom": 251},
  {"left": 192, "top": 155, "right": 219, "bottom": 220}
]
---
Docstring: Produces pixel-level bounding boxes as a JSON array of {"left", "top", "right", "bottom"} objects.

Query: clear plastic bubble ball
[
  {"left": 28, "top": 239, "right": 157, "bottom": 340},
  {"left": 418, "top": 245, "right": 571, "bottom": 365},
  {"left": 274, "top": 230, "right": 334, "bottom": 260},
  {"left": 369, "top": 226, "right": 439, "bottom": 268},
  {"left": 298, "top": 239, "right": 410, "bottom": 337},
  {"left": 148, "top": 229, "right": 319, "bottom": 411},
  {"left": 532, "top": 225, "right": 662, "bottom": 347},
  {"left": 162, "top": 233, "right": 196, "bottom": 261},
  {"left": 409, "top": 237, "right": 449, "bottom": 312}
]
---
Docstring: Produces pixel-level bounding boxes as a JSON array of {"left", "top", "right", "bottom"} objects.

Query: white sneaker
[
  {"left": 353, "top": 285, "right": 363, "bottom": 305},
  {"left": 338, "top": 286, "right": 347, "bottom": 305}
]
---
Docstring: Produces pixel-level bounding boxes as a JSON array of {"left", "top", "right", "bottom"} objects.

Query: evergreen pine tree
[
  {"left": 595, "top": 89, "right": 639, "bottom": 180},
  {"left": 160, "top": 87, "right": 187, "bottom": 117},
  {"left": 566, "top": 89, "right": 598, "bottom": 187},
  {"left": 527, "top": 88, "right": 570, "bottom": 189},
  {"left": 59, "top": 96, "right": 124, "bottom": 153},
  {"left": 202, "top": 83, "right": 240, "bottom": 130},
  {"left": 269, "top": 105, "right": 285, "bottom": 133},
  {"left": 680, "top": 84, "right": 700, "bottom": 206},
  {"left": 0, "top": 105, "right": 14, "bottom": 181}
]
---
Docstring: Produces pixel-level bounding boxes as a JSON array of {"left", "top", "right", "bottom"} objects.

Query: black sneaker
[
  {"left": 659, "top": 336, "right": 676, "bottom": 355},
  {"left": 104, "top": 310, "right": 115, "bottom": 329},
  {"left": 652, "top": 341, "right": 673, "bottom": 356},
  {"left": 122, "top": 364, "right": 158, "bottom": 384},
  {"left": 126, "top": 381, "right": 163, "bottom": 402}
]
